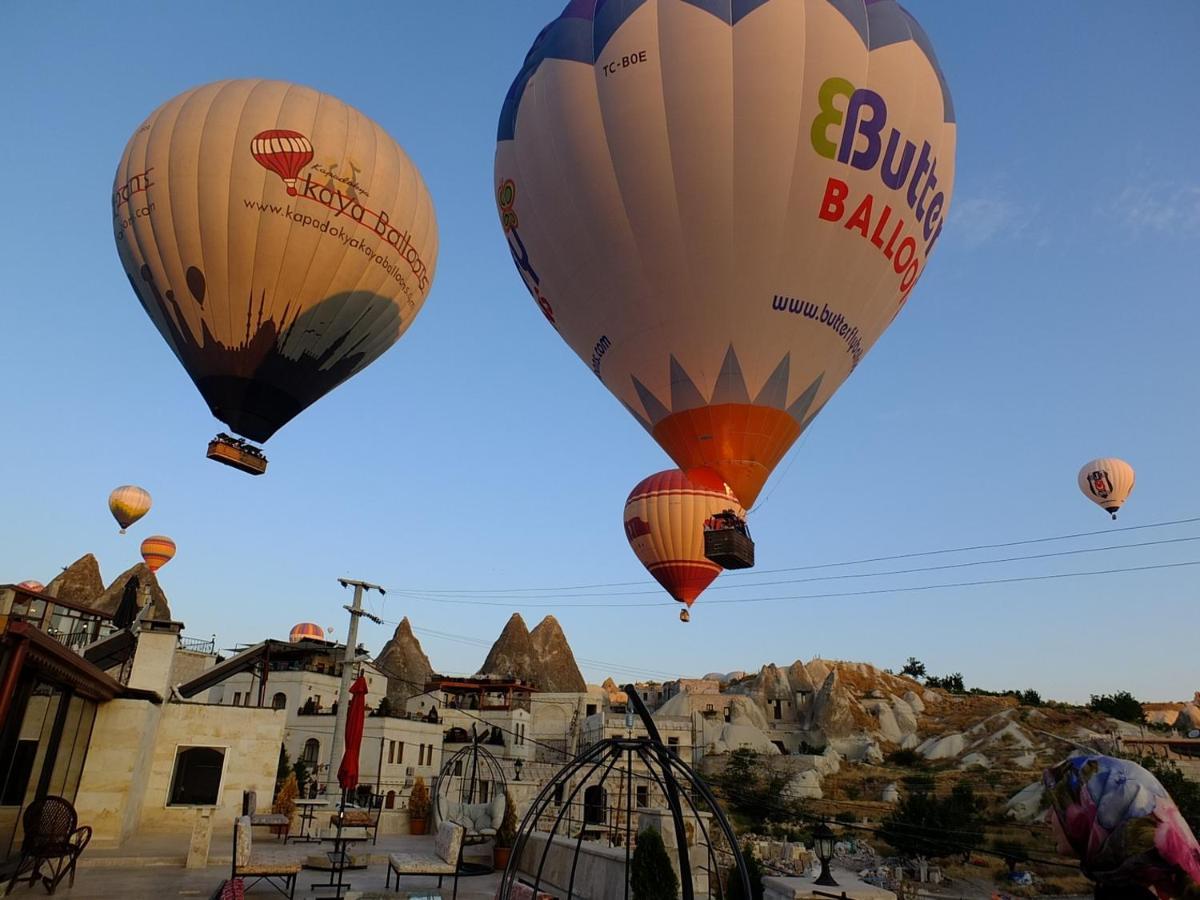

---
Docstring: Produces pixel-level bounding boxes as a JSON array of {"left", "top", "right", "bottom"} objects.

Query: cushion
[
  {"left": 234, "top": 817, "right": 252, "bottom": 867},
  {"left": 388, "top": 851, "right": 456, "bottom": 875},
  {"left": 249, "top": 813, "right": 289, "bottom": 826},
  {"left": 434, "top": 821, "right": 464, "bottom": 865},
  {"left": 500, "top": 884, "right": 555, "bottom": 900},
  {"left": 488, "top": 795, "right": 505, "bottom": 829}
]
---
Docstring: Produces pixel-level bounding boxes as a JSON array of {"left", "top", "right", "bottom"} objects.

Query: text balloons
[{"left": 114, "top": 79, "right": 438, "bottom": 445}]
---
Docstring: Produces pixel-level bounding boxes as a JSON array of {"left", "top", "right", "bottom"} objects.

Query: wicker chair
[{"left": 4, "top": 796, "right": 91, "bottom": 895}]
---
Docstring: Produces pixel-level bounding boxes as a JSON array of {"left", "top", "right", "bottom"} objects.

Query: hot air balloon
[
  {"left": 16, "top": 581, "right": 44, "bottom": 593},
  {"left": 109, "top": 485, "right": 152, "bottom": 533},
  {"left": 495, "top": 0, "right": 955, "bottom": 508},
  {"left": 624, "top": 468, "right": 746, "bottom": 621},
  {"left": 289, "top": 622, "right": 325, "bottom": 643},
  {"left": 140, "top": 535, "right": 176, "bottom": 573},
  {"left": 113, "top": 79, "right": 439, "bottom": 474},
  {"left": 1078, "top": 458, "right": 1135, "bottom": 520}
]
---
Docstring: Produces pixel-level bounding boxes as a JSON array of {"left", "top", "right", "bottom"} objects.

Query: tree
[
  {"left": 1019, "top": 689, "right": 1042, "bottom": 707},
  {"left": 900, "top": 657, "right": 926, "bottom": 679},
  {"left": 292, "top": 759, "right": 310, "bottom": 796},
  {"left": 926, "top": 673, "right": 965, "bottom": 693},
  {"left": 375, "top": 696, "right": 394, "bottom": 717},
  {"left": 716, "top": 748, "right": 798, "bottom": 821},
  {"left": 727, "top": 842, "right": 765, "bottom": 900},
  {"left": 1089, "top": 691, "right": 1145, "bottom": 724},
  {"left": 630, "top": 827, "right": 679, "bottom": 900},
  {"left": 495, "top": 789, "right": 519, "bottom": 849},
  {"left": 881, "top": 782, "right": 983, "bottom": 859},
  {"left": 1141, "top": 757, "right": 1200, "bottom": 834},
  {"left": 276, "top": 745, "right": 291, "bottom": 788},
  {"left": 272, "top": 771, "right": 299, "bottom": 837}
]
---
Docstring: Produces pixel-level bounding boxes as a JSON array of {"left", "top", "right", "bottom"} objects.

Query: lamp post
[
  {"left": 514, "top": 758, "right": 523, "bottom": 782},
  {"left": 813, "top": 820, "right": 838, "bottom": 887}
]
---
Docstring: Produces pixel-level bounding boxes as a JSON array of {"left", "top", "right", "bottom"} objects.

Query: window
[
  {"left": 233, "top": 692, "right": 241, "bottom": 706},
  {"left": 552, "top": 783, "right": 564, "bottom": 805},
  {"left": 302, "top": 738, "right": 320, "bottom": 764},
  {"left": 667, "top": 736, "right": 679, "bottom": 748},
  {"left": 388, "top": 741, "right": 395, "bottom": 764},
  {"left": 167, "top": 747, "right": 225, "bottom": 806},
  {"left": 636, "top": 785, "right": 648, "bottom": 808},
  {"left": 397, "top": 742, "right": 404, "bottom": 764},
  {"left": 705, "top": 704, "right": 714, "bottom": 712},
  {"left": 586, "top": 704, "right": 597, "bottom": 717},
  {"left": 583, "top": 786, "right": 606, "bottom": 825},
  {"left": 773, "top": 699, "right": 782, "bottom": 720},
  {"left": 385, "top": 791, "right": 396, "bottom": 809},
  {"left": 724, "top": 707, "right": 731, "bottom": 723},
  {"left": 453, "top": 760, "right": 463, "bottom": 777},
  {"left": 272, "top": 692, "right": 287, "bottom": 711},
  {"left": 480, "top": 781, "right": 490, "bottom": 803}
]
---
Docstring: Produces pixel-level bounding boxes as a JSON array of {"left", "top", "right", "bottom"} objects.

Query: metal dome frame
[
  {"left": 434, "top": 724, "right": 509, "bottom": 875},
  {"left": 497, "top": 685, "right": 751, "bottom": 900}
]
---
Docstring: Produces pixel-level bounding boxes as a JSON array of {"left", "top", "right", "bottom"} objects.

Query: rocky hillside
[
  {"left": 478, "top": 613, "right": 586, "bottom": 692},
  {"left": 373, "top": 617, "right": 433, "bottom": 709},
  {"left": 42, "top": 553, "right": 172, "bottom": 621}
]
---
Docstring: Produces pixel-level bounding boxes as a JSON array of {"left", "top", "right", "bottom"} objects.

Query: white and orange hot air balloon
[
  {"left": 109, "top": 485, "right": 152, "bottom": 533},
  {"left": 624, "top": 468, "right": 745, "bottom": 621},
  {"left": 16, "top": 580, "right": 45, "bottom": 593},
  {"left": 495, "top": 0, "right": 956, "bottom": 509},
  {"left": 289, "top": 622, "right": 325, "bottom": 643},
  {"left": 140, "top": 535, "right": 176, "bottom": 573},
  {"left": 1078, "top": 458, "right": 1135, "bottom": 520}
]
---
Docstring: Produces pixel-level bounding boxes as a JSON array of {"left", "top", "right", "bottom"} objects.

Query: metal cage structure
[
  {"left": 435, "top": 725, "right": 509, "bottom": 874},
  {"left": 497, "top": 685, "right": 751, "bottom": 900}
]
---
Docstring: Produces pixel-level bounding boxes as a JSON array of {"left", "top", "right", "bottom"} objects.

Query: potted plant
[
  {"left": 493, "top": 789, "right": 518, "bottom": 870},
  {"left": 272, "top": 771, "right": 299, "bottom": 839},
  {"left": 408, "top": 776, "right": 431, "bottom": 835}
]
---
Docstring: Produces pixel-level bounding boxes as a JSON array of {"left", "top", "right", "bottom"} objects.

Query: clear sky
[{"left": 2, "top": 2, "right": 1198, "bottom": 704}]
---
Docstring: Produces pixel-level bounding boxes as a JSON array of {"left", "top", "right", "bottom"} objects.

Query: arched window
[
  {"left": 583, "top": 785, "right": 606, "bottom": 825},
  {"left": 302, "top": 738, "right": 320, "bottom": 764},
  {"left": 386, "top": 790, "right": 396, "bottom": 809},
  {"left": 272, "top": 692, "right": 287, "bottom": 711},
  {"left": 168, "top": 746, "right": 225, "bottom": 806}
]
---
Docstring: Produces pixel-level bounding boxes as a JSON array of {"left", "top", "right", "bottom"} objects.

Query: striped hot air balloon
[
  {"left": 109, "top": 485, "right": 152, "bottom": 533},
  {"left": 16, "top": 581, "right": 45, "bottom": 593},
  {"left": 250, "top": 130, "right": 314, "bottom": 196},
  {"left": 140, "top": 535, "right": 176, "bottom": 573},
  {"left": 289, "top": 622, "right": 325, "bottom": 643},
  {"left": 624, "top": 468, "right": 745, "bottom": 621},
  {"left": 1078, "top": 458, "right": 1135, "bottom": 520}
]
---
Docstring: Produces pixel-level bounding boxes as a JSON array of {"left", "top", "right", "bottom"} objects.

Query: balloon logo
[
  {"left": 1078, "top": 458, "right": 1135, "bottom": 520},
  {"left": 250, "top": 130, "right": 314, "bottom": 197},
  {"left": 109, "top": 485, "right": 152, "bottom": 534},
  {"left": 140, "top": 535, "right": 176, "bottom": 573}
]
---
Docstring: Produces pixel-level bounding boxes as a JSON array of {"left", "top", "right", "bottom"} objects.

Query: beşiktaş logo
[
  {"left": 1087, "top": 470, "right": 1113, "bottom": 499},
  {"left": 250, "top": 129, "right": 430, "bottom": 291}
]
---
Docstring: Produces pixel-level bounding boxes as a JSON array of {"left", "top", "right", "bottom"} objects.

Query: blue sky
[{"left": 2, "top": 2, "right": 1198, "bottom": 703}]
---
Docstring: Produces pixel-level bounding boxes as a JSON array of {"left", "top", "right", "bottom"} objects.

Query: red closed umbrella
[{"left": 337, "top": 675, "right": 369, "bottom": 792}]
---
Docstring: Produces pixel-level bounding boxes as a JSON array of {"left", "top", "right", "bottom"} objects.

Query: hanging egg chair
[
  {"left": 435, "top": 725, "right": 510, "bottom": 875},
  {"left": 496, "top": 686, "right": 751, "bottom": 899}
]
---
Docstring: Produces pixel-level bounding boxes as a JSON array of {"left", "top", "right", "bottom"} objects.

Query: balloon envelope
[
  {"left": 140, "top": 535, "right": 176, "bottom": 573},
  {"left": 1078, "top": 458, "right": 1135, "bottom": 519},
  {"left": 16, "top": 581, "right": 44, "bottom": 593},
  {"left": 114, "top": 79, "right": 438, "bottom": 443},
  {"left": 289, "top": 622, "right": 325, "bottom": 643},
  {"left": 109, "top": 485, "right": 152, "bottom": 533},
  {"left": 624, "top": 467, "right": 745, "bottom": 608},
  {"left": 496, "top": 0, "right": 955, "bottom": 506}
]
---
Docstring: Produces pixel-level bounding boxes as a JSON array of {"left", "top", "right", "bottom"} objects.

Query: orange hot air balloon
[
  {"left": 624, "top": 468, "right": 745, "bottom": 620},
  {"left": 17, "top": 580, "right": 45, "bottom": 592},
  {"left": 109, "top": 485, "right": 152, "bottom": 533},
  {"left": 140, "top": 535, "right": 176, "bottom": 573},
  {"left": 289, "top": 622, "right": 325, "bottom": 643}
]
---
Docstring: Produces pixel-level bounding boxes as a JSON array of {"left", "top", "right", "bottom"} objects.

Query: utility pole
[{"left": 326, "top": 578, "right": 385, "bottom": 793}]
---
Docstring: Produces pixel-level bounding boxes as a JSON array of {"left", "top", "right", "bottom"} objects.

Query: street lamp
[
  {"left": 812, "top": 821, "right": 839, "bottom": 887},
  {"left": 514, "top": 758, "right": 523, "bottom": 782}
]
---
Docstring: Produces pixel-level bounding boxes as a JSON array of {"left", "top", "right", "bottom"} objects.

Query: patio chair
[
  {"left": 243, "top": 790, "right": 290, "bottom": 840},
  {"left": 3, "top": 796, "right": 92, "bottom": 895}
]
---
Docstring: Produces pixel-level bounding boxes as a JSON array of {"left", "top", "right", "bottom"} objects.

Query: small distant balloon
[
  {"left": 326, "top": 626, "right": 335, "bottom": 635},
  {"left": 140, "top": 535, "right": 176, "bottom": 573},
  {"left": 17, "top": 580, "right": 44, "bottom": 592},
  {"left": 109, "top": 485, "right": 152, "bottom": 533},
  {"left": 1078, "top": 458, "right": 1135, "bottom": 520}
]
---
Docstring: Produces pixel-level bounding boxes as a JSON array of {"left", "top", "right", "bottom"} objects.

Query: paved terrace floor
[{"left": 52, "top": 831, "right": 502, "bottom": 900}]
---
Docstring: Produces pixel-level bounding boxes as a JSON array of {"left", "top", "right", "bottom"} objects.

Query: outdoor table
[
  {"left": 308, "top": 828, "right": 368, "bottom": 898},
  {"left": 291, "top": 799, "right": 328, "bottom": 843}
]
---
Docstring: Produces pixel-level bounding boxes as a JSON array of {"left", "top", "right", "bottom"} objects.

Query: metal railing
[{"left": 178, "top": 635, "right": 216, "bottom": 654}]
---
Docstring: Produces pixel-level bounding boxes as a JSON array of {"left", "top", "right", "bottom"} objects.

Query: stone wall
[{"left": 74, "top": 698, "right": 163, "bottom": 846}]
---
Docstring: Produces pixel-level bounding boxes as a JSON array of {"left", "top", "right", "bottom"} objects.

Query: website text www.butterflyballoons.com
[
  {"left": 242, "top": 198, "right": 416, "bottom": 301},
  {"left": 771, "top": 294, "right": 864, "bottom": 369}
]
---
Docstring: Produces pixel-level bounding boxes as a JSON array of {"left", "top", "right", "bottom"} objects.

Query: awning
[{"left": 2, "top": 621, "right": 124, "bottom": 702}]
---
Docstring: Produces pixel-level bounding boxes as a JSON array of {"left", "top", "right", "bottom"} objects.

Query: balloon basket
[
  {"left": 704, "top": 527, "right": 755, "bottom": 570},
  {"left": 207, "top": 434, "right": 268, "bottom": 475}
]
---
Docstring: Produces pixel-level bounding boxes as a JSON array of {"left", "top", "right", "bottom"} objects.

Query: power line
[{"left": 388, "top": 515, "right": 1200, "bottom": 596}]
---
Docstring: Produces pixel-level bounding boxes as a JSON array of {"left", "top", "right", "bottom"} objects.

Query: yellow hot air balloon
[
  {"left": 495, "top": 0, "right": 955, "bottom": 507},
  {"left": 1078, "top": 458, "right": 1135, "bottom": 520},
  {"left": 140, "top": 535, "right": 176, "bottom": 573},
  {"left": 113, "top": 79, "right": 439, "bottom": 473},
  {"left": 108, "top": 485, "right": 152, "bottom": 533}
]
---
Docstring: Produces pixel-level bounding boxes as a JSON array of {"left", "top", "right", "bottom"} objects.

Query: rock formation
[
  {"left": 374, "top": 617, "right": 434, "bottom": 709},
  {"left": 43, "top": 554, "right": 104, "bottom": 604},
  {"left": 528, "top": 615, "right": 586, "bottom": 692},
  {"left": 479, "top": 613, "right": 538, "bottom": 681},
  {"left": 92, "top": 563, "right": 172, "bottom": 621}
]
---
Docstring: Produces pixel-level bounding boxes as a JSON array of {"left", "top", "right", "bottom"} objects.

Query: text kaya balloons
[
  {"left": 1078, "top": 458, "right": 1135, "bottom": 520},
  {"left": 140, "top": 535, "right": 176, "bottom": 573},
  {"left": 109, "top": 485, "right": 152, "bottom": 534},
  {"left": 496, "top": 0, "right": 955, "bottom": 506},
  {"left": 114, "top": 79, "right": 438, "bottom": 445},
  {"left": 624, "top": 468, "right": 745, "bottom": 614}
]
